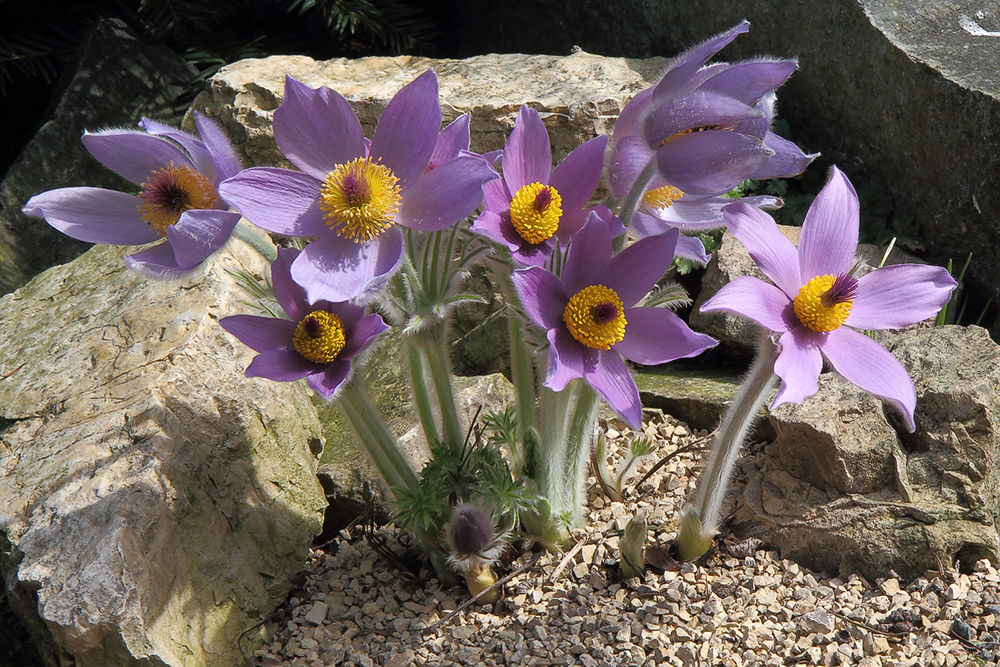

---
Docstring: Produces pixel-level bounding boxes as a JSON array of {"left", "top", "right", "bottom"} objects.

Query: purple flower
[
  {"left": 220, "top": 247, "right": 387, "bottom": 400},
  {"left": 23, "top": 112, "right": 243, "bottom": 278},
  {"left": 608, "top": 21, "right": 814, "bottom": 202},
  {"left": 700, "top": 167, "right": 957, "bottom": 431},
  {"left": 219, "top": 71, "right": 498, "bottom": 303},
  {"left": 512, "top": 216, "right": 717, "bottom": 427},
  {"left": 472, "top": 105, "right": 623, "bottom": 266}
]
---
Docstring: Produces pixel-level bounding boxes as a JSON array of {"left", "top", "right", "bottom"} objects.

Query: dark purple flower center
[
  {"left": 339, "top": 171, "right": 371, "bottom": 206},
  {"left": 137, "top": 162, "right": 218, "bottom": 235},
  {"left": 820, "top": 273, "right": 859, "bottom": 308},
  {"left": 591, "top": 301, "right": 619, "bottom": 325},
  {"left": 533, "top": 187, "right": 553, "bottom": 212},
  {"left": 301, "top": 315, "right": 323, "bottom": 338}
]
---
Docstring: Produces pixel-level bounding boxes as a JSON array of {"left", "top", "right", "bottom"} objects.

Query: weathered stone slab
[
  {"left": 0, "top": 18, "right": 193, "bottom": 295},
  {"left": 733, "top": 325, "right": 1000, "bottom": 579},
  {"left": 0, "top": 232, "right": 326, "bottom": 666}
]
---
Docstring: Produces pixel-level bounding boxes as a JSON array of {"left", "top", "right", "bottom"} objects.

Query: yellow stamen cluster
[
  {"left": 319, "top": 157, "right": 401, "bottom": 244},
  {"left": 137, "top": 162, "right": 218, "bottom": 235},
  {"left": 509, "top": 182, "right": 563, "bottom": 245},
  {"left": 292, "top": 311, "right": 347, "bottom": 364},
  {"left": 793, "top": 274, "right": 854, "bottom": 332},
  {"left": 563, "top": 284, "right": 627, "bottom": 350},
  {"left": 642, "top": 185, "right": 684, "bottom": 211}
]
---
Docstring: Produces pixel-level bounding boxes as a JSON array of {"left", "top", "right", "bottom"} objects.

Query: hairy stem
[
  {"left": 232, "top": 219, "right": 278, "bottom": 262},
  {"left": 407, "top": 343, "right": 440, "bottom": 446},
  {"left": 617, "top": 158, "right": 659, "bottom": 230},
  {"left": 418, "top": 331, "right": 464, "bottom": 450}
]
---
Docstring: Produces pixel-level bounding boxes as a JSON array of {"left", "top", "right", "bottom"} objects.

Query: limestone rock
[
  {"left": 447, "top": 0, "right": 1000, "bottom": 337},
  {"left": 194, "top": 51, "right": 667, "bottom": 169},
  {"left": 0, "top": 234, "right": 326, "bottom": 666},
  {"left": 0, "top": 18, "right": 193, "bottom": 295},
  {"left": 733, "top": 325, "right": 1000, "bottom": 579}
]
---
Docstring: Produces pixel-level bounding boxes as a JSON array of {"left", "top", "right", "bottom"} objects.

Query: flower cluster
[{"left": 23, "top": 21, "right": 957, "bottom": 583}]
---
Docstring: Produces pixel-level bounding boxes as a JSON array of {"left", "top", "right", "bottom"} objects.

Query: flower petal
[
  {"left": 608, "top": 135, "right": 656, "bottom": 199},
  {"left": 798, "top": 166, "right": 859, "bottom": 279},
  {"left": 555, "top": 204, "right": 622, "bottom": 244},
  {"left": 271, "top": 246, "right": 309, "bottom": 322},
  {"left": 654, "top": 21, "right": 750, "bottom": 101},
  {"left": 615, "top": 307, "right": 717, "bottom": 365},
  {"left": 560, "top": 214, "right": 613, "bottom": 296},
  {"left": 656, "top": 130, "right": 772, "bottom": 195},
  {"left": 292, "top": 228, "right": 403, "bottom": 303},
  {"left": 749, "top": 131, "right": 817, "bottom": 180},
  {"left": 193, "top": 112, "right": 243, "bottom": 182},
  {"left": 643, "top": 91, "right": 762, "bottom": 148},
  {"left": 482, "top": 175, "right": 512, "bottom": 212},
  {"left": 613, "top": 87, "right": 654, "bottom": 143},
  {"left": 545, "top": 328, "right": 584, "bottom": 392},
  {"left": 673, "top": 233, "right": 712, "bottom": 266},
  {"left": 583, "top": 349, "right": 642, "bottom": 428},
  {"left": 511, "top": 266, "right": 567, "bottom": 330},
  {"left": 307, "top": 362, "right": 351, "bottom": 400},
  {"left": 124, "top": 241, "right": 185, "bottom": 278},
  {"left": 723, "top": 201, "right": 802, "bottom": 298},
  {"left": 245, "top": 348, "right": 315, "bottom": 382},
  {"left": 82, "top": 129, "right": 191, "bottom": 185},
  {"left": 700, "top": 276, "right": 793, "bottom": 333},
  {"left": 699, "top": 59, "right": 797, "bottom": 105},
  {"left": 342, "top": 313, "right": 389, "bottom": 360},
  {"left": 428, "top": 115, "right": 471, "bottom": 169},
  {"left": 166, "top": 209, "right": 240, "bottom": 269},
  {"left": 371, "top": 70, "right": 441, "bottom": 189},
  {"left": 220, "top": 315, "right": 297, "bottom": 353},
  {"left": 502, "top": 105, "right": 552, "bottom": 194},
  {"left": 847, "top": 264, "right": 957, "bottom": 330},
  {"left": 772, "top": 328, "right": 823, "bottom": 407},
  {"left": 822, "top": 327, "right": 917, "bottom": 431},
  {"left": 603, "top": 229, "right": 678, "bottom": 307},
  {"left": 396, "top": 154, "right": 496, "bottom": 231},
  {"left": 548, "top": 134, "right": 607, "bottom": 213},
  {"left": 139, "top": 117, "right": 216, "bottom": 182},
  {"left": 219, "top": 167, "right": 327, "bottom": 236},
  {"left": 22, "top": 187, "right": 160, "bottom": 244},
  {"left": 274, "top": 75, "right": 365, "bottom": 179}
]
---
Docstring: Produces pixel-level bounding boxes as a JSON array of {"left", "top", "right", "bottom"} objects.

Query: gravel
[{"left": 249, "top": 414, "right": 998, "bottom": 667}]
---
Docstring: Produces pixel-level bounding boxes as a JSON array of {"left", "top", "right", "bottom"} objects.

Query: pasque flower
[
  {"left": 219, "top": 71, "right": 498, "bottom": 303},
  {"left": 472, "top": 105, "right": 623, "bottom": 265},
  {"left": 700, "top": 166, "right": 957, "bottom": 430},
  {"left": 608, "top": 21, "right": 814, "bottom": 203},
  {"left": 220, "top": 247, "right": 388, "bottom": 400},
  {"left": 512, "top": 216, "right": 717, "bottom": 426},
  {"left": 23, "top": 113, "right": 243, "bottom": 277}
]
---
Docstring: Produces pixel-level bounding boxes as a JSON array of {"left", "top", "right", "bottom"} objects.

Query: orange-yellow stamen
[
  {"left": 563, "top": 284, "right": 627, "bottom": 350},
  {"left": 319, "top": 157, "right": 401, "bottom": 244},
  {"left": 292, "top": 310, "right": 346, "bottom": 364},
  {"left": 642, "top": 185, "right": 684, "bottom": 210},
  {"left": 137, "top": 162, "right": 218, "bottom": 235},
  {"left": 509, "top": 182, "right": 562, "bottom": 245},
  {"left": 793, "top": 274, "right": 858, "bottom": 332}
]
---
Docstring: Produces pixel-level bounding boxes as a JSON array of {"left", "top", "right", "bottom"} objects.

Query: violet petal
[
  {"left": 502, "top": 106, "right": 552, "bottom": 195},
  {"left": 371, "top": 70, "right": 441, "bottom": 189},
  {"left": 656, "top": 130, "right": 772, "bottom": 195},
  {"left": 511, "top": 266, "right": 567, "bottom": 330},
  {"left": 603, "top": 229, "right": 678, "bottom": 307},
  {"left": 246, "top": 348, "right": 315, "bottom": 382},
  {"left": 583, "top": 349, "right": 642, "bottom": 428},
  {"left": 82, "top": 129, "right": 191, "bottom": 186},
  {"left": 847, "top": 264, "right": 957, "bottom": 330},
  {"left": 798, "top": 166, "right": 859, "bottom": 280},
  {"left": 545, "top": 328, "right": 585, "bottom": 392},
  {"left": 700, "top": 276, "right": 792, "bottom": 333},
  {"left": 219, "top": 168, "right": 327, "bottom": 236},
  {"left": 166, "top": 209, "right": 240, "bottom": 269},
  {"left": 396, "top": 154, "right": 496, "bottom": 231},
  {"left": 772, "top": 328, "right": 823, "bottom": 407},
  {"left": 220, "top": 315, "right": 297, "bottom": 353},
  {"left": 723, "top": 201, "right": 802, "bottom": 298},
  {"left": 307, "top": 363, "right": 351, "bottom": 400},
  {"left": 615, "top": 307, "right": 717, "bottom": 365},
  {"left": 548, "top": 134, "right": 608, "bottom": 213},
  {"left": 292, "top": 227, "right": 403, "bottom": 303},
  {"left": 23, "top": 187, "right": 160, "bottom": 245}
]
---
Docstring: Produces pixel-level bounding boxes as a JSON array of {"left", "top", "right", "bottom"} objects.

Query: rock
[
  {"left": 0, "top": 18, "right": 193, "bottom": 295},
  {"left": 733, "top": 325, "right": 1000, "bottom": 580},
  {"left": 798, "top": 609, "right": 836, "bottom": 635},
  {"left": 195, "top": 51, "right": 666, "bottom": 168},
  {"left": 0, "top": 234, "right": 326, "bottom": 665},
  {"left": 447, "top": 0, "right": 1000, "bottom": 337}
]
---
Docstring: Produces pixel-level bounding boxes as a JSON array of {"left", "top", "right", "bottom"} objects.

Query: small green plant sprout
[
  {"left": 935, "top": 253, "right": 986, "bottom": 326},
  {"left": 591, "top": 428, "right": 656, "bottom": 502},
  {"left": 225, "top": 266, "right": 280, "bottom": 318},
  {"left": 443, "top": 503, "right": 509, "bottom": 603},
  {"left": 619, "top": 511, "right": 648, "bottom": 580}
]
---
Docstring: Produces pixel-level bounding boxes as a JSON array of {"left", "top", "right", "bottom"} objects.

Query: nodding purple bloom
[
  {"left": 608, "top": 21, "right": 815, "bottom": 203},
  {"left": 472, "top": 105, "right": 624, "bottom": 266},
  {"left": 700, "top": 166, "right": 957, "bottom": 431},
  {"left": 219, "top": 247, "right": 388, "bottom": 400},
  {"left": 512, "top": 215, "right": 717, "bottom": 427},
  {"left": 219, "top": 71, "right": 498, "bottom": 304},
  {"left": 23, "top": 112, "right": 243, "bottom": 278}
]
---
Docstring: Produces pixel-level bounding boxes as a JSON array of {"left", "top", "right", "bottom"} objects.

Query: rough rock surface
[
  {"left": 733, "top": 325, "right": 1000, "bottom": 580},
  {"left": 0, "top": 18, "right": 192, "bottom": 295},
  {"left": 446, "top": 0, "right": 1000, "bottom": 336},
  {"left": 690, "top": 225, "right": 924, "bottom": 355},
  {"left": 194, "top": 51, "right": 667, "bottom": 168},
  {"left": 0, "top": 233, "right": 327, "bottom": 666}
]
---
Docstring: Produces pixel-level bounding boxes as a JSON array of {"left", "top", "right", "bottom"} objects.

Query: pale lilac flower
[
  {"left": 472, "top": 105, "right": 623, "bottom": 266},
  {"left": 220, "top": 247, "right": 388, "bottom": 400},
  {"left": 23, "top": 112, "right": 243, "bottom": 277},
  {"left": 700, "top": 167, "right": 957, "bottom": 430},
  {"left": 219, "top": 71, "right": 497, "bottom": 303},
  {"left": 512, "top": 216, "right": 717, "bottom": 427},
  {"left": 608, "top": 21, "right": 814, "bottom": 202}
]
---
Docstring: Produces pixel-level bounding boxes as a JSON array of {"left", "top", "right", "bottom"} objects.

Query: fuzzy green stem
[
  {"left": 677, "top": 335, "right": 778, "bottom": 561},
  {"left": 232, "top": 218, "right": 278, "bottom": 262},
  {"left": 407, "top": 344, "right": 440, "bottom": 446},
  {"left": 561, "top": 382, "right": 600, "bottom": 522},
  {"left": 418, "top": 331, "right": 464, "bottom": 450},
  {"left": 338, "top": 381, "right": 418, "bottom": 495},
  {"left": 617, "top": 158, "right": 659, "bottom": 230}
]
